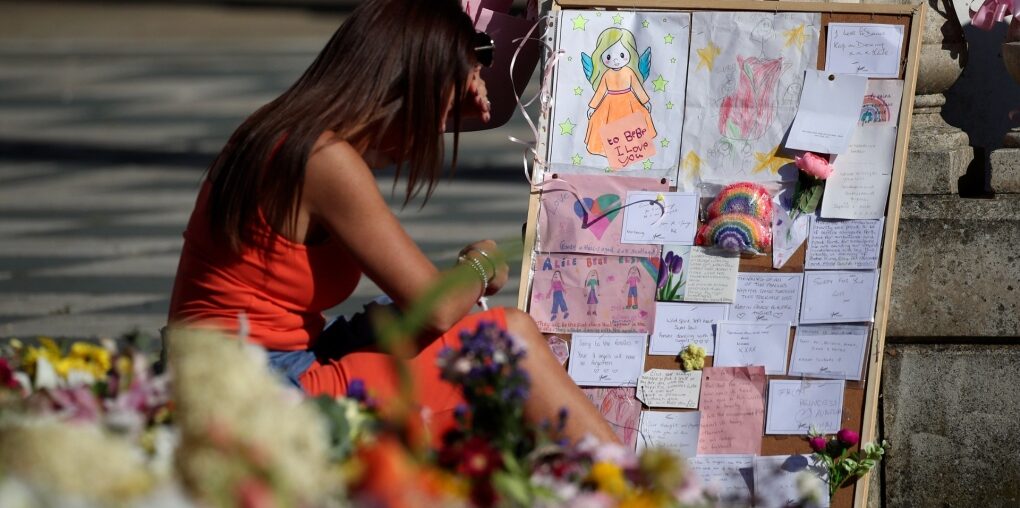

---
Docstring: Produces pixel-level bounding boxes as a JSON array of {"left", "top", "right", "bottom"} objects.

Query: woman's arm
[{"left": 302, "top": 141, "right": 507, "bottom": 338}]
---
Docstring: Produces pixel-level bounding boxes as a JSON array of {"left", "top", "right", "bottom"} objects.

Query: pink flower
[
  {"left": 809, "top": 436, "right": 828, "bottom": 453},
  {"left": 837, "top": 429, "right": 860, "bottom": 447},
  {"left": 795, "top": 152, "right": 834, "bottom": 180}
]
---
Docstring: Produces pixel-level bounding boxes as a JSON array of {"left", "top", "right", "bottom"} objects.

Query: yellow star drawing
[
  {"left": 642, "top": 159, "right": 654, "bottom": 170},
  {"left": 571, "top": 14, "right": 588, "bottom": 31},
  {"left": 663, "top": 33, "right": 675, "bottom": 44},
  {"left": 681, "top": 151, "right": 702, "bottom": 180},
  {"left": 696, "top": 43, "right": 721, "bottom": 72},
  {"left": 641, "top": 20, "right": 650, "bottom": 29},
  {"left": 612, "top": 14, "right": 624, "bottom": 25},
  {"left": 784, "top": 23, "right": 808, "bottom": 50},
  {"left": 660, "top": 138, "right": 670, "bottom": 148},
  {"left": 670, "top": 57, "right": 677, "bottom": 64},
  {"left": 652, "top": 75, "right": 668, "bottom": 92},
  {"left": 558, "top": 118, "right": 576, "bottom": 135},
  {"left": 573, "top": 86, "right": 583, "bottom": 96},
  {"left": 753, "top": 145, "right": 795, "bottom": 174},
  {"left": 571, "top": 153, "right": 583, "bottom": 166}
]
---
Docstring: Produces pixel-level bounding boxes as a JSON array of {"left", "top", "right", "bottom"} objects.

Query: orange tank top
[{"left": 168, "top": 181, "right": 362, "bottom": 351}]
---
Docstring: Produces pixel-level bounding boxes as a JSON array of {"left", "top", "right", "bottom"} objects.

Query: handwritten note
[
  {"left": 601, "top": 112, "right": 657, "bottom": 170},
  {"left": 636, "top": 369, "right": 702, "bottom": 408},
  {"left": 683, "top": 247, "right": 740, "bottom": 303},
  {"left": 636, "top": 411, "right": 701, "bottom": 457},
  {"left": 731, "top": 272, "right": 804, "bottom": 323},
  {"left": 649, "top": 302, "right": 729, "bottom": 355},
  {"left": 800, "top": 270, "right": 879, "bottom": 324},
  {"left": 754, "top": 455, "right": 829, "bottom": 508},
  {"left": 805, "top": 218, "right": 884, "bottom": 270},
  {"left": 789, "top": 324, "right": 870, "bottom": 381},
  {"left": 697, "top": 366, "right": 766, "bottom": 455},
  {"left": 765, "top": 380, "right": 845, "bottom": 435},
  {"left": 568, "top": 333, "right": 647, "bottom": 387},
  {"left": 621, "top": 191, "right": 698, "bottom": 245},
  {"left": 825, "top": 23, "right": 905, "bottom": 78},
  {"left": 688, "top": 455, "right": 754, "bottom": 504},
  {"left": 786, "top": 70, "right": 869, "bottom": 154},
  {"left": 713, "top": 322, "right": 791, "bottom": 375}
]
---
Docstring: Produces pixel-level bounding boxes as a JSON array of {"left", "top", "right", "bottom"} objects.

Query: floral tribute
[
  {"left": 808, "top": 427, "right": 890, "bottom": 498},
  {"left": 0, "top": 325, "right": 721, "bottom": 507}
]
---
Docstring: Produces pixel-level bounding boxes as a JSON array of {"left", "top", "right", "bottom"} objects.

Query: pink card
[
  {"left": 529, "top": 254, "right": 657, "bottom": 333},
  {"left": 583, "top": 387, "right": 641, "bottom": 449},
  {"left": 600, "top": 112, "right": 657, "bottom": 170},
  {"left": 697, "top": 366, "right": 767, "bottom": 455},
  {"left": 538, "top": 174, "right": 668, "bottom": 257}
]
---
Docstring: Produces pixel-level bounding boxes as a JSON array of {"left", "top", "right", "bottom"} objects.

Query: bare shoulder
[
  {"left": 302, "top": 132, "right": 381, "bottom": 215},
  {"left": 307, "top": 132, "right": 368, "bottom": 177}
]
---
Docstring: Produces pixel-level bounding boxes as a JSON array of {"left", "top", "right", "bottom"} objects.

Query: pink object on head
[{"left": 795, "top": 152, "right": 834, "bottom": 180}]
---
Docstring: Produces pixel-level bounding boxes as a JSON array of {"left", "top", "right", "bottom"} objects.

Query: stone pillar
[{"left": 989, "top": 42, "right": 1020, "bottom": 194}]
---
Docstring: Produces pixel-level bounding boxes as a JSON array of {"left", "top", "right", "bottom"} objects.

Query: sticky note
[{"left": 601, "top": 112, "right": 657, "bottom": 169}]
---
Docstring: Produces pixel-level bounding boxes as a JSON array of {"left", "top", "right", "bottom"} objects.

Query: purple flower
[
  {"left": 669, "top": 253, "right": 683, "bottom": 274},
  {"left": 837, "top": 428, "right": 860, "bottom": 447},
  {"left": 656, "top": 257, "right": 669, "bottom": 289},
  {"left": 346, "top": 379, "right": 367, "bottom": 402}
]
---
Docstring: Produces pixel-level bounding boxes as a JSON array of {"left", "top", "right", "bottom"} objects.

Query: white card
[
  {"left": 621, "top": 191, "right": 699, "bottom": 245},
  {"left": 805, "top": 217, "right": 885, "bottom": 270},
  {"left": 772, "top": 183, "right": 811, "bottom": 269},
  {"left": 683, "top": 246, "right": 740, "bottom": 303},
  {"left": 688, "top": 455, "right": 754, "bottom": 504},
  {"left": 567, "top": 333, "right": 647, "bottom": 386},
  {"left": 730, "top": 272, "right": 804, "bottom": 323},
  {"left": 824, "top": 23, "right": 905, "bottom": 78},
  {"left": 785, "top": 70, "right": 869, "bottom": 154},
  {"left": 754, "top": 455, "right": 829, "bottom": 508},
  {"left": 713, "top": 322, "right": 791, "bottom": 375},
  {"left": 789, "top": 324, "right": 870, "bottom": 380},
  {"left": 799, "top": 270, "right": 879, "bottom": 324},
  {"left": 765, "top": 380, "right": 845, "bottom": 434},
  {"left": 636, "top": 411, "right": 701, "bottom": 458},
  {"left": 649, "top": 302, "right": 729, "bottom": 355},
  {"left": 636, "top": 368, "right": 702, "bottom": 408},
  {"left": 821, "top": 125, "right": 897, "bottom": 219}
]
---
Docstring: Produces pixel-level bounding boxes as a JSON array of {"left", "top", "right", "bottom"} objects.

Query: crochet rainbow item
[
  {"left": 696, "top": 213, "right": 772, "bottom": 253},
  {"left": 706, "top": 182, "right": 773, "bottom": 223}
]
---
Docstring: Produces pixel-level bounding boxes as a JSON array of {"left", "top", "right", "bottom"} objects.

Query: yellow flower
[
  {"left": 22, "top": 338, "right": 64, "bottom": 378},
  {"left": 680, "top": 344, "right": 706, "bottom": 371},
  {"left": 589, "top": 461, "right": 628, "bottom": 496},
  {"left": 67, "top": 342, "right": 112, "bottom": 379},
  {"left": 619, "top": 492, "right": 662, "bottom": 508}
]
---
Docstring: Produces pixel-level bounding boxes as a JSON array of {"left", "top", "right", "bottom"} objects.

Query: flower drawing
[{"left": 718, "top": 56, "right": 784, "bottom": 141}]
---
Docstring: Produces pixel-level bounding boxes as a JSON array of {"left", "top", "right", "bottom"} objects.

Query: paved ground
[{"left": 0, "top": 1, "right": 537, "bottom": 339}]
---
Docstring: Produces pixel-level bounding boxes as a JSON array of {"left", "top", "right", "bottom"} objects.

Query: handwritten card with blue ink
[
  {"left": 785, "top": 70, "right": 869, "bottom": 155},
  {"left": 689, "top": 455, "right": 754, "bottom": 504},
  {"left": 621, "top": 191, "right": 698, "bottom": 245},
  {"left": 789, "top": 324, "right": 870, "bottom": 381},
  {"left": 636, "top": 368, "right": 701, "bottom": 408},
  {"left": 713, "top": 322, "right": 792, "bottom": 375},
  {"left": 805, "top": 218, "right": 885, "bottom": 270},
  {"left": 825, "top": 23, "right": 905, "bottom": 78},
  {"left": 765, "top": 380, "right": 845, "bottom": 435},
  {"left": 730, "top": 272, "right": 803, "bottom": 323},
  {"left": 538, "top": 174, "right": 668, "bottom": 257},
  {"left": 649, "top": 302, "right": 729, "bottom": 355},
  {"left": 683, "top": 246, "right": 740, "bottom": 303},
  {"left": 754, "top": 455, "right": 830, "bottom": 508},
  {"left": 567, "top": 333, "right": 647, "bottom": 387},
  {"left": 636, "top": 411, "right": 700, "bottom": 457},
  {"left": 799, "top": 270, "right": 879, "bottom": 324}
]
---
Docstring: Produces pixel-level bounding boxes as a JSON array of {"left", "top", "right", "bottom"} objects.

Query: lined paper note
[
  {"left": 786, "top": 70, "right": 869, "bottom": 154},
  {"left": 765, "top": 380, "right": 845, "bottom": 435},
  {"left": 805, "top": 218, "right": 884, "bottom": 270},
  {"left": 684, "top": 247, "right": 740, "bottom": 303},
  {"left": 568, "top": 333, "right": 647, "bottom": 387},
  {"left": 697, "top": 366, "right": 766, "bottom": 455}
]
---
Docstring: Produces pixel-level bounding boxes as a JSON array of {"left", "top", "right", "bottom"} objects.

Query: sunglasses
[{"left": 473, "top": 31, "right": 495, "bottom": 67}]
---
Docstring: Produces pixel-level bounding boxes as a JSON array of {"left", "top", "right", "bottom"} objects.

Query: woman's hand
[
  {"left": 462, "top": 66, "right": 491, "bottom": 123},
  {"left": 459, "top": 239, "right": 508, "bottom": 296}
]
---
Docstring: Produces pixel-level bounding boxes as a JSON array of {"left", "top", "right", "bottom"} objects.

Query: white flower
[
  {"left": 795, "top": 471, "right": 826, "bottom": 506},
  {"left": 453, "top": 357, "right": 472, "bottom": 375}
]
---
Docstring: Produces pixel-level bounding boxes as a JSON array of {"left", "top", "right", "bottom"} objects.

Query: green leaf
[
  {"left": 492, "top": 472, "right": 533, "bottom": 506},
  {"left": 793, "top": 180, "right": 824, "bottom": 215}
]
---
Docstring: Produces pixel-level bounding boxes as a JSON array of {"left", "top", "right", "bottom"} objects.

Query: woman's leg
[{"left": 503, "top": 307, "right": 620, "bottom": 444}]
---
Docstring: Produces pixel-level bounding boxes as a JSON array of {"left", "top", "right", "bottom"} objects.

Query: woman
[{"left": 167, "top": 0, "right": 617, "bottom": 445}]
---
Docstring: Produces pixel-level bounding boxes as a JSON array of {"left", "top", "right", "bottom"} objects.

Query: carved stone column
[{"left": 989, "top": 41, "right": 1020, "bottom": 193}]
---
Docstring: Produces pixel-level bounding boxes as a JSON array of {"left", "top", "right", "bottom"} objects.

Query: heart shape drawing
[{"left": 573, "top": 194, "right": 622, "bottom": 240}]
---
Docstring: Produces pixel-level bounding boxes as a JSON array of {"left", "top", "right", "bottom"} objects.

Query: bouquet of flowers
[{"left": 808, "top": 427, "right": 889, "bottom": 498}]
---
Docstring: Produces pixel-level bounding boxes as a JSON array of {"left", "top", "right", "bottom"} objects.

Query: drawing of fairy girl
[
  {"left": 547, "top": 270, "right": 569, "bottom": 321},
  {"left": 584, "top": 269, "right": 600, "bottom": 316},
  {"left": 624, "top": 265, "right": 641, "bottom": 310},
  {"left": 582, "top": 28, "right": 656, "bottom": 157}
]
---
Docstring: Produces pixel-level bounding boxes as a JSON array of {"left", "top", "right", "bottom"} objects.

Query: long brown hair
[{"left": 207, "top": 0, "right": 476, "bottom": 252}]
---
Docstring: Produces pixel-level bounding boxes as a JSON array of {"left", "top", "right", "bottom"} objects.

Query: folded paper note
[{"left": 785, "top": 70, "right": 869, "bottom": 154}]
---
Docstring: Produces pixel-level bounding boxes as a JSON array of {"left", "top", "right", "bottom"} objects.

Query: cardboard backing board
[{"left": 516, "top": 2, "right": 923, "bottom": 507}]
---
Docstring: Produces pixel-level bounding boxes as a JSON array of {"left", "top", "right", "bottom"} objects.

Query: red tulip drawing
[{"left": 718, "top": 56, "right": 784, "bottom": 141}]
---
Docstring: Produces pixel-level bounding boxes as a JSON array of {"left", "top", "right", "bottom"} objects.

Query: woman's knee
[{"left": 502, "top": 306, "right": 538, "bottom": 334}]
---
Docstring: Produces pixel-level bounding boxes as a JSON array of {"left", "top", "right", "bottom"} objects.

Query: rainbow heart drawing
[{"left": 573, "top": 193, "right": 622, "bottom": 240}]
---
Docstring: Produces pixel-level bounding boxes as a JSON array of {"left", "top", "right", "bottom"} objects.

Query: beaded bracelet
[{"left": 461, "top": 256, "right": 490, "bottom": 310}]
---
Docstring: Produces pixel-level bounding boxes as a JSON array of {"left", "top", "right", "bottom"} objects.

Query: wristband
[{"left": 469, "top": 248, "right": 498, "bottom": 277}]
